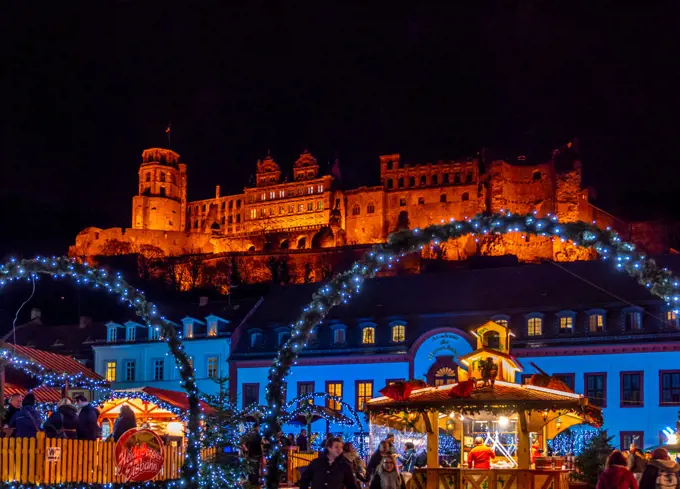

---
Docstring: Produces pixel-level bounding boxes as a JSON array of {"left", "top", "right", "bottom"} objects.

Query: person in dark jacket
[
  {"left": 398, "top": 442, "right": 416, "bottom": 474},
  {"left": 639, "top": 448, "right": 680, "bottom": 489},
  {"left": 370, "top": 455, "right": 406, "bottom": 489},
  {"left": 9, "top": 393, "right": 42, "bottom": 438},
  {"left": 629, "top": 443, "right": 648, "bottom": 483},
  {"left": 4, "top": 394, "right": 23, "bottom": 428},
  {"left": 74, "top": 394, "right": 100, "bottom": 441},
  {"left": 44, "top": 398, "right": 78, "bottom": 439},
  {"left": 296, "top": 429, "right": 308, "bottom": 451},
  {"left": 112, "top": 404, "right": 137, "bottom": 442},
  {"left": 367, "top": 441, "right": 390, "bottom": 478},
  {"left": 299, "top": 437, "right": 359, "bottom": 489}
]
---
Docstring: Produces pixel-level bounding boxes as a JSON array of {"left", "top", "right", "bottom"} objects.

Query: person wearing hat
[
  {"left": 639, "top": 448, "right": 680, "bottom": 489},
  {"left": 9, "top": 392, "right": 42, "bottom": 438}
]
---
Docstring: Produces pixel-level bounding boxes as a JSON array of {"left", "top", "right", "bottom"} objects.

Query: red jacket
[
  {"left": 467, "top": 445, "right": 496, "bottom": 469},
  {"left": 596, "top": 465, "right": 638, "bottom": 489}
]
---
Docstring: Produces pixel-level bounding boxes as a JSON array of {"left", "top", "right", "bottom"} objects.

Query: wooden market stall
[
  {"left": 367, "top": 321, "right": 602, "bottom": 489},
  {"left": 97, "top": 387, "right": 216, "bottom": 439}
]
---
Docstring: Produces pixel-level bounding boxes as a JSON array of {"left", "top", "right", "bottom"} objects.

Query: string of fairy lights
[{"left": 261, "top": 211, "right": 680, "bottom": 489}]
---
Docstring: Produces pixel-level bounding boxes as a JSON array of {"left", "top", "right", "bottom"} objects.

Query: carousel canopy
[{"left": 100, "top": 387, "right": 216, "bottom": 418}]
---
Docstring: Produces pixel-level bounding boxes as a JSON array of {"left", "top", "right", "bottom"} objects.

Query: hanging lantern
[{"left": 407, "top": 412, "right": 419, "bottom": 422}]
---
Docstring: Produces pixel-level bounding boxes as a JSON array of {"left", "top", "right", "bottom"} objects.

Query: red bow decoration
[
  {"left": 379, "top": 380, "right": 427, "bottom": 401},
  {"left": 448, "top": 379, "right": 475, "bottom": 398}
]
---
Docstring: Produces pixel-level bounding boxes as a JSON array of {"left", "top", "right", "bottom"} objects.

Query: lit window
[
  {"left": 260, "top": 208, "right": 266, "bottom": 217},
  {"left": 208, "top": 321, "right": 218, "bottom": 337},
  {"left": 334, "top": 328, "right": 346, "bottom": 344},
  {"left": 153, "top": 359, "right": 164, "bottom": 380},
  {"left": 326, "top": 382, "right": 343, "bottom": 411},
  {"left": 527, "top": 317, "right": 543, "bottom": 336},
  {"left": 250, "top": 209, "right": 257, "bottom": 219},
  {"left": 207, "top": 357, "right": 218, "bottom": 378},
  {"left": 559, "top": 316, "right": 573, "bottom": 333},
  {"left": 589, "top": 313, "right": 604, "bottom": 333},
  {"left": 352, "top": 204, "right": 360, "bottom": 216},
  {"left": 492, "top": 316, "right": 509, "bottom": 328},
  {"left": 298, "top": 204, "right": 304, "bottom": 212},
  {"left": 317, "top": 184, "right": 324, "bottom": 193},
  {"left": 392, "top": 324, "right": 406, "bottom": 342},
  {"left": 362, "top": 327, "right": 375, "bottom": 344},
  {"left": 279, "top": 190, "right": 285, "bottom": 198},
  {"left": 434, "top": 367, "right": 457, "bottom": 386},
  {"left": 288, "top": 204, "right": 294, "bottom": 213},
  {"left": 126, "top": 326, "right": 136, "bottom": 342},
  {"left": 308, "top": 186, "right": 314, "bottom": 194},
  {"left": 667, "top": 310, "right": 678, "bottom": 326},
  {"left": 356, "top": 381, "right": 373, "bottom": 411},
  {"left": 367, "top": 202, "right": 375, "bottom": 214},
  {"left": 125, "top": 360, "right": 135, "bottom": 382},
  {"left": 269, "top": 191, "right": 275, "bottom": 199},
  {"left": 261, "top": 193, "right": 266, "bottom": 201},
  {"left": 106, "top": 361, "right": 116, "bottom": 382},
  {"left": 307, "top": 202, "right": 313, "bottom": 211},
  {"left": 107, "top": 327, "right": 117, "bottom": 342},
  {"left": 317, "top": 200, "right": 323, "bottom": 210}
]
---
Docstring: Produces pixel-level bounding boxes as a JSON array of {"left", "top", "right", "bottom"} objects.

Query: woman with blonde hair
[{"left": 370, "top": 455, "right": 406, "bottom": 489}]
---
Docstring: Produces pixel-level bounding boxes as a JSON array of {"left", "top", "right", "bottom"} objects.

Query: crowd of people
[
  {"left": 597, "top": 444, "right": 680, "bottom": 489},
  {"left": 2, "top": 392, "right": 137, "bottom": 442}
]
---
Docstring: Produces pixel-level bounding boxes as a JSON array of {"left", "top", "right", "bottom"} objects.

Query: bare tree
[{"left": 99, "top": 238, "right": 135, "bottom": 256}]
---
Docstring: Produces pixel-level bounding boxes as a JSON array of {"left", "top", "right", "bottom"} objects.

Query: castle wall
[
  {"left": 344, "top": 187, "right": 386, "bottom": 244},
  {"left": 132, "top": 196, "right": 182, "bottom": 232},
  {"left": 487, "top": 161, "right": 556, "bottom": 216}
]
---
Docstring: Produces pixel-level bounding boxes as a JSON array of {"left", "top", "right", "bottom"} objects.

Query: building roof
[
  {"left": 6, "top": 344, "right": 103, "bottom": 381},
  {"left": 4, "top": 383, "right": 62, "bottom": 403}
]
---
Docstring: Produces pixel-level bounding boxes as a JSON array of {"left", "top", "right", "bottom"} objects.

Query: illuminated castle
[{"left": 71, "top": 144, "right": 663, "bottom": 271}]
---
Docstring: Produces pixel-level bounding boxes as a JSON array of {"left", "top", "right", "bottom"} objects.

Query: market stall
[
  {"left": 367, "top": 321, "right": 602, "bottom": 489},
  {"left": 96, "top": 387, "right": 215, "bottom": 440}
]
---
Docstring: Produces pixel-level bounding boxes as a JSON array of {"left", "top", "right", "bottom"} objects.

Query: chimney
[
  {"left": 199, "top": 296, "right": 209, "bottom": 307},
  {"left": 79, "top": 316, "right": 92, "bottom": 328},
  {"left": 215, "top": 185, "right": 221, "bottom": 199},
  {"left": 30, "top": 308, "right": 41, "bottom": 320}
]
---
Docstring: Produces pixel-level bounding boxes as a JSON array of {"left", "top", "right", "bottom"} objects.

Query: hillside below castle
[{"left": 70, "top": 144, "right": 668, "bottom": 288}]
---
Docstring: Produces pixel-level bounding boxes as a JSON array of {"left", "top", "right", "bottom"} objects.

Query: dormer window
[
  {"left": 126, "top": 325, "right": 136, "bottom": 342},
  {"left": 361, "top": 325, "right": 375, "bottom": 345},
  {"left": 185, "top": 322, "right": 194, "bottom": 338},
  {"left": 391, "top": 323, "right": 406, "bottom": 343},
  {"left": 624, "top": 307, "right": 643, "bottom": 331},
  {"left": 526, "top": 313, "right": 544, "bottom": 337},
  {"left": 207, "top": 320, "right": 218, "bottom": 337},
  {"left": 666, "top": 310, "right": 679, "bottom": 328},
  {"left": 557, "top": 311, "right": 576, "bottom": 335},
  {"left": 149, "top": 326, "right": 160, "bottom": 341},
  {"left": 587, "top": 310, "right": 606, "bottom": 333},
  {"left": 250, "top": 331, "right": 263, "bottom": 348},
  {"left": 278, "top": 331, "right": 290, "bottom": 346},
  {"left": 491, "top": 315, "right": 509, "bottom": 328},
  {"left": 107, "top": 327, "right": 117, "bottom": 342},
  {"left": 482, "top": 331, "right": 500, "bottom": 349},
  {"left": 331, "top": 325, "right": 347, "bottom": 345}
]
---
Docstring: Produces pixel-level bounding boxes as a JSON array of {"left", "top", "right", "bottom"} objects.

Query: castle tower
[
  {"left": 255, "top": 153, "right": 282, "bottom": 186},
  {"left": 293, "top": 149, "right": 319, "bottom": 181},
  {"left": 132, "top": 148, "right": 187, "bottom": 231}
]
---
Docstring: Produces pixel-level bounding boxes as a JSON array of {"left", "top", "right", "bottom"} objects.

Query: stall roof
[
  {"left": 6, "top": 344, "right": 103, "bottom": 381},
  {"left": 4, "top": 384, "right": 62, "bottom": 403},
  {"left": 116, "top": 387, "right": 216, "bottom": 415}
]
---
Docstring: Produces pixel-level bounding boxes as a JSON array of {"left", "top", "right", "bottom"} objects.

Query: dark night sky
[{"left": 2, "top": 1, "right": 679, "bottom": 258}]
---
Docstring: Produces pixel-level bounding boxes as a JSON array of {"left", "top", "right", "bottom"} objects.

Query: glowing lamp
[
  {"left": 498, "top": 416, "right": 509, "bottom": 428},
  {"left": 449, "top": 411, "right": 456, "bottom": 419},
  {"left": 407, "top": 412, "right": 418, "bottom": 422},
  {"left": 663, "top": 427, "right": 678, "bottom": 445},
  {"left": 166, "top": 421, "right": 184, "bottom": 437}
]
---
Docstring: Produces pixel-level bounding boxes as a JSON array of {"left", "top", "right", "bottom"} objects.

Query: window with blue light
[
  {"left": 250, "top": 331, "right": 263, "bottom": 348},
  {"left": 126, "top": 325, "right": 136, "bottom": 342},
  {"left": 153, "top": 359, "right": 164, "bottom": 381},
  {"left": 125, "top": 360, "right": 136, "bottom": 382},
  {"left": 623, "top": 308, "right": 643, "bottom": 332},
  {"left": 107, "top": 327, "right": 117, "bottom": 343}
]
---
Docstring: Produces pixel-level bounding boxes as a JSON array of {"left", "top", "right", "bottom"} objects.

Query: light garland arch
[{"left": 262, "top": 211, "right": 680, "bottom": 488}]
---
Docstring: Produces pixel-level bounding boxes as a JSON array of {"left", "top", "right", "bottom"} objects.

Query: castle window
[
  {"left": 145, "top": 173, "right": 150, "bottom": 182},
  {"left": 203, "top": 205, "right": 206, "bottom": 212},
  {"left": 308, "top": 186, "right": 314, "bottom": 194},
  {"left": 236, "top": 199, "right": 241, "bottom": 208},
  {"left": 466, "top": 172, "right": 473, "bottom": 183},
  {"left": 454, "top": 173, "right": 461, "bottom": 184},
  {"left": 352, "top": 204, "right": 360, "bottom": 216},
  {"left": 228, "top": 215, "right": 233, "bottom": 223},
  {"left": 387, "top": 179, "right": 393, "bottom": 189},
  {"left": 432, "top": 174, "right": 438, "bottom": 185},
  {"left": 387, "top": 161, "right": 393, "bottom": 170},
  {"left": 440, "top": 194, "right": 447, "bottom": 203},
  {"left": 399, "top": 198, "right": 407, "bottom": 207},
  {"left": 261, "top": 192, "right": 266, "bottom": 201},
  {"left": 288, "top": 204, "right": 294, "bottom": 213},
  {"left": 279, "top": 190, "right": 285, "bottom": 198},
  {"left": 260, "top": 208, "right": 266, "bottom": 217},
  {"left": 307, "top": 202, "right": 313, "bottom": 211},
  {"left": 194, "top": 220, "right": 199, "bottom": 228},
  {"left": 269, "top": 191, "right": 276, "bottom": 199},
  {"left": 409, "top": 176, "right": 415, "bottom": 187},
  {"left": 160, "top": 187, "right": 166, "bottom": 197},
  {"left": 491, "top": 315, "right": 509, "bottom": 328},
  {"left": 420, "top": 175, "right": 426, "bottom": 186},
  {"left": 443, "top": 173, "right": 450, "bottom": 184},
  {"left": 398, "top": 178, "right": 404, "bottom": 188},
  {"left": 667, "top": 310, "right": 678, "bottom": 327},
  {"left": 229, "top": 200, "right": 233, "bottom": 209},
  {"left": 297, "top": 237, "right": 307, "bottom": 249},
  {"left": 526, "top": 313, "right": 544, "bottom": 336},
  {"left": 298, "top": 203, "right": 304, "bottom": 212},
  {"left": 462, "top": 192, "right": 469, "bottom": 201},
  {"left": 587, "top": 310, "right": 606, "bottom": 333},
  {"left": 367, "top": 202, "right": 375, "bottom": 214},
  {"left": 221, "top": 216, "right": 226, "bottom": 224},
  {"left": 533, "top": 171, "right": 542, "bottom": 181},
  {"left": 221, "top": 202, "right": 225, "bottom": 210},
  {"left": 250, "top": 209, "right": 257, "bottom": 219},
  {"left": 418, "top": 197, "right": 425, "bottom": 205},
  {"left": 279, "top": 207, "right": 284, "bottom": 215},
  {"left": 317, "top": 184, "right": 324, "bottom": 193},
  {"left": 361, "top": 325, "right": 375, "bottom": 344},
  {"left": 236, "top": 214, "right": 240, "bottom": 223},
  {"left": 160, "top": 173, "right": 166, "bottom": 183},
  {"left": 317, "top": 201, "right": 323, "bottom": 210}
]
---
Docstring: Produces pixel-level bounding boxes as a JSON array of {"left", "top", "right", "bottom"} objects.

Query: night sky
[{"left": 3, "top": 1, "right": 679, "bottom": 258}]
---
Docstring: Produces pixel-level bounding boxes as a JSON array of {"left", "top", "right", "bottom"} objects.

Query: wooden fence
[
  {"left": 285, "top": 448, "right": 318, "bottom": 484},
  {"left": 0, "top": 433, "right": 217, "bottom": 484}
]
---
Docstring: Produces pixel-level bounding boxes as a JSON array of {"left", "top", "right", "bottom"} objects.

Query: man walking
[
  {"left": 628, "top": 442, "right": 647, "bottom": 482},
  {"left": 299, "top": 437, "right": 358, "bottom": 489}
]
